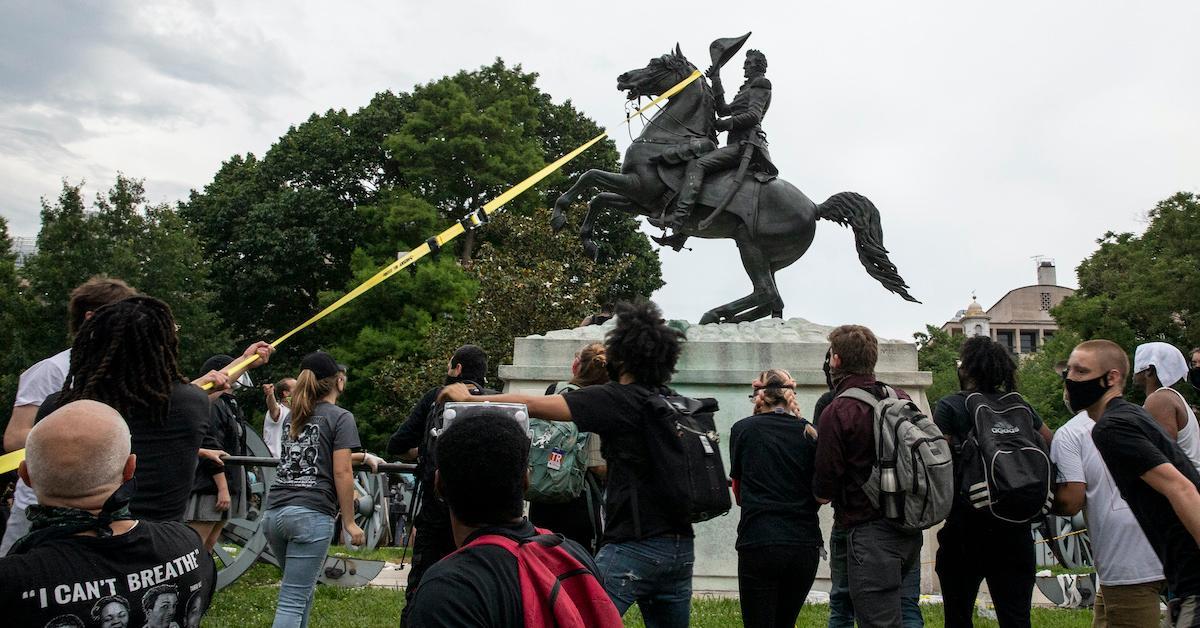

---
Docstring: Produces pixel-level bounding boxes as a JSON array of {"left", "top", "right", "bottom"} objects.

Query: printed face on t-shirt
[
  {"left": 143, "top": 589, "right": 177, "bottom": 628},
  {"left": 99, "top": 600, "right": 129, "bottom": 627},
  {"left": 183, "top": 593, "right": 204, "bottom": 628}
]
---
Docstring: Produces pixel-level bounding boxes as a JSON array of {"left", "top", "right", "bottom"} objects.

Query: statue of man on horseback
[
  {"left": 658, "top": 45, "right": 778, "bottom": 249},
  {"left": 550, "top": 36, "right": 920, "bottom": 324}
]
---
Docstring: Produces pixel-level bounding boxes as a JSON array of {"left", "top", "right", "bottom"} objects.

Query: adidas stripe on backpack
[
  {"left": 960, "top": 392, "right": 1053, "bottom": 523},
  {"left": 838, "top": 386, "right": 954, "bottom": 530}
]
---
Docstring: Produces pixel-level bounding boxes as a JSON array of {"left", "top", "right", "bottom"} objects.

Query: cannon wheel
[
  {"left": 353, "top": 469, "right": 391, "bottom": 549},
  {"left": 214, "top": 429, "right": 277, "bottom": 591}
]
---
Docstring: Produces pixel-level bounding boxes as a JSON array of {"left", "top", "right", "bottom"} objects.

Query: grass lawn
[{"left": 204, "top": 562, "right": 1095, "bottom": 627}]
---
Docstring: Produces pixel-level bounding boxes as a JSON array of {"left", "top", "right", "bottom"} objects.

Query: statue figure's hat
[{"left": 709, "top": 32, "right": 752, "bottom": 73}]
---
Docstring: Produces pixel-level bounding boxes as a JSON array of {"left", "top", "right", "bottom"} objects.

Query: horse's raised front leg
[
  {"left": 552, "top": 170, "right": 640, "bottom": 233},
  {"left": 579, "top": 192, "right": 641, "bottom": 261}
]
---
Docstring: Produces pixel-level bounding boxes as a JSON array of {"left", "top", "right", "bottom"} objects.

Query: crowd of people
[{"left": 2, "top": 277, "right": 1200, "bottom": 628}]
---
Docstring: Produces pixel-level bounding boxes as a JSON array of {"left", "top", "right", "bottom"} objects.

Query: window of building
[
  {"left": 1041, "top": 292, "right": 1052, "bottom": 311},
  {"left": 1043, "top": 330, "right": 1055, "bottom": 341},
  {"left": 995, "top": 330, "right": 1015, "bottom": 353},
  {"left": 974, "top": 324, "right": 983, "bottom": 337},
  {"left": 1020, "top": 331, "right": 1038, "bottom": 354},
  {"left": 951, "top": 328, "right": 963, "bottom": 336}
]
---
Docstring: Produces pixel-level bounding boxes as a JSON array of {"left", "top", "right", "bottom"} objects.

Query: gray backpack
[{"left": 839, "top": 386, "right": 954, "bottom": 530}]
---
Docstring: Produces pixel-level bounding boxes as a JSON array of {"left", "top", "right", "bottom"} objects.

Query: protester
[
  {"left": 528, "top": 342, "right": 609, "bottom": 554},
  {"left": 0, "top": 401, "right": 216, "bottom": 626},
  {"left": 186, "top": 355, "right": 252, "bottom": 551},
  {"left": 814, "top": 359, "right": 924, "bottom": 628},
  {"left": 1134, "top": 342, "right": 1200, "bottom": 470},
  {"left": 441, "top": 301, "right": 695, "bottom": 627},
  {"left": 1080, "top": 339, "right": 1200, "bottom": 628},
  {"left": 729, "top": 368, "right": 821, "bottom": 628},
  {"left": 1, "top": 276, "right": 137, "bottom": 554},
  {"left": 1052, "top": 405, "right": 1165, "bottom": 627},
  {"left": 1190, "top": 347, "right": 1200, "bottom": 390},
  {"left": 812, "top": 325, "right": 920, "bottom": 628},
  {"left": 387, "top": 344, "right": 491, "bottom": 627},
  {"left": 263, "top": 351, "right": 368, "bottom": 628},
  {"left": 33, "top": 296, "right": 269, "bottom": 522},
  {"left": 933, "top": 336, "right": 1050, "bottom": 628},
  {"left": 407, "top": 413, "right": 621, "bottom": 627},
  {"left": 264, "top": 378, "right": 297, "bottom": 458}
]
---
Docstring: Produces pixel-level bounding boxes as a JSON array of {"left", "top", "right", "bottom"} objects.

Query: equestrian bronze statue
[{"left": 550, "top": 39, "right": 920, "bottom": 324}]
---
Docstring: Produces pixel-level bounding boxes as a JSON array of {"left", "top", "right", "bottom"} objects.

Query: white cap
[{"left": 1134, "top": 342, "right": 1189, "bottom": 387}]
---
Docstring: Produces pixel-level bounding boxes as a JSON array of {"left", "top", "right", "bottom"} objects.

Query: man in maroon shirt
[{"left": 813, "top": 325, "right": 922, "bottom": 628}]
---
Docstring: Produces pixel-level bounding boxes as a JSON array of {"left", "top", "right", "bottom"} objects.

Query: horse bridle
[{"left": 629, "top": 68, "right": 711, "bottom": 143}]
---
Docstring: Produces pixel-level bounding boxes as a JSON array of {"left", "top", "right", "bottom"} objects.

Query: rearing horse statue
[{"left": 551, "top": 46, "right": 920, "bottom": 324}]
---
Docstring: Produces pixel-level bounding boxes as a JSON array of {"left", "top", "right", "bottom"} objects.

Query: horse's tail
[{"left": 817, "top": 192, "right": 921, "bottom": 303}]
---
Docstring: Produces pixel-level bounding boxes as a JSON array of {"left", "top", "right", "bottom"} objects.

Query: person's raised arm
[
  {"left": 334, "top": 448, "right": 365, "bottom": 546},
  {"left": 438, "top": 383, "right": 573, "bottom": 422},
  {"left": 1141, "top": 462, "right": 1200, "bottom": 546},
  {"left": 223, "top": 341, "right": 274, "bottom": 382},
  {"left": 263, "top": 383, "right": 281, "bottom": 422}
]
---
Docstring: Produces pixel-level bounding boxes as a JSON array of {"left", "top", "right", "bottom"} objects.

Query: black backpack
[
  {"left": 959, "top": 392, "right": 1053, "bottom": 524},
  {"left": 636, "top": 387, "right": 731, "bottom": 527}
]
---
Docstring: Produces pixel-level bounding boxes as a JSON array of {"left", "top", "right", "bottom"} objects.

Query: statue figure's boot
[{"left": 657, "top": 160, "right": 704, "bottom": 250}]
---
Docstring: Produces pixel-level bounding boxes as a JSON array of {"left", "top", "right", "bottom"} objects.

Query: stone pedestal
[{"left": 499, "top": 318, "right": 936, "bottom": 595}]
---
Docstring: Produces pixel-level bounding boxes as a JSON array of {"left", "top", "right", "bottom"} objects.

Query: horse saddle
[{"left": 655, "top": 162, "right": 775, "bottom": 236}]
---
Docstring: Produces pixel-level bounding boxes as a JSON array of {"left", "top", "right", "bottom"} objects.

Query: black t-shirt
[
  {"left": 0, "top": 521, "right": 215, "bottom": 628},
  {"left": 193, "top": 395, "right": 247, "bottom": 496},
  {"left": 38, "top": 383, "right": 212, "bottom": 522},
  {"left": 564, "top": 382, "right": 694, "bottom": 542},
  {"left": 407, "top": 518, "right": 598, "bottom": 628},
  {"left": 729, "top": 412, "right": 822, "bottom": 550},
  {"left": 1092, "top": 397, "right": 1200, "bottom": 597}
]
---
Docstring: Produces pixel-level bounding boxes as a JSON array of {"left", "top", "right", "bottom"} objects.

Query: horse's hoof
[
  {"left": 699, "top": 312, "right": 720, "bottom": 325},
  {"left": 582, "top": 240, "right": 599, "bottom": 262},
  {"left": 550, "top": 211, "right": 567, "bottom": 234}
]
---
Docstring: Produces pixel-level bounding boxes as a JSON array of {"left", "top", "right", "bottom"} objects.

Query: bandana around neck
[{"left": 10, "top": 480, "right": 136, "bottom": 555}]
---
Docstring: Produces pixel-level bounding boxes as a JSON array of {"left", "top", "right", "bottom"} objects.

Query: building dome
[{"left": 965, "top": 297, "right": 986, "bottom": 316}]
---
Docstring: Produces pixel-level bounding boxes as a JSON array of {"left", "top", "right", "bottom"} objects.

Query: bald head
[{"left": 21, "top": 400, "right": 134, "bottom": 508}]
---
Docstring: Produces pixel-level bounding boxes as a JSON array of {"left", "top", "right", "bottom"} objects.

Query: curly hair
[
  {"left": 605, "top": 301, "right": 683, "bottom": 386},
  {"left": 959, "top": 335, "right": 1017, "bottom": 393},
  {"left": 569, "top": 342, "right": 610, "bottom": 388},
  {"left": 59, "top": 296, "right": 186, "bottom": 423}
]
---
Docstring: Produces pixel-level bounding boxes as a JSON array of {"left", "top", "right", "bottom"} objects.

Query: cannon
[
  {"left": 213, "top": 430, "right": 416, "bottom": 591},
  {"left": 1033, "top": 513, "right": 1096, "bottom": 608}
]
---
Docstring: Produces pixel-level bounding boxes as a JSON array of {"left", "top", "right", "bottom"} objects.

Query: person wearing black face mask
[
  {"left": 386, "top": 344, "right": 492, "bottom": 627},
  {"left": 1082, "top": 339, "right": 1200, "bottom": 628}
]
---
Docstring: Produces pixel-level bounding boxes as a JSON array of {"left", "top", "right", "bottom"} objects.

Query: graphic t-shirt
[
  {"left": 265, "top": 402, "right": 361, "bottom": 517},
  {"left": 1050, "top": 412, "right": 1162, "bottom": 585},
  {"left": 564, "top": 382, "right": 694, "bottom": 542},
  {"left": 11, "top": 349, "right": 71, "bottom": 511},
  {"left": 0, "top": 521, "right": 215, "bottom": 628},
  {"left": 37, "top": 383, "right": 213, "bottom": 522},
  {"left": 730, "top": 412, "right": 822, "bottom": 550},
  {"left": 1092, "top": 397, "right": 1200, "bottom": 597}
]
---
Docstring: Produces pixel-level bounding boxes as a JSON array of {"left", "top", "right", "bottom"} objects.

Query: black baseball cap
[{"left": 300, "top": 351, "right": 346, "bottom": 380}]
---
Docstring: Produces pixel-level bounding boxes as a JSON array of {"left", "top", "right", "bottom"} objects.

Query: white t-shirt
[
  {"left": 11, "top": 349, "right": 71, "bottom": 510},
  {"left": 263, "top": 405, "right": 289, "bottom": 459},
  {"left": 1050, "top": 412, "right": 1164, "bottom": 585}
]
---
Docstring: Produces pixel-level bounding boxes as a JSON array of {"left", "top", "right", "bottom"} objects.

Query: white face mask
[{"left": 232, "top": 372, "right": 253, "bottom": 391}]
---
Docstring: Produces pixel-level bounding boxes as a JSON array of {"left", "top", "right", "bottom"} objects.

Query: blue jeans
[
  {"left": 829, "top": 526, "right": 924, "bottom": 628},
  {"left": 595, "top": 536, "right": 694, "bottom": 628},
  {"left": 264, "top": 506, "right": 336, "bottom": 628}
]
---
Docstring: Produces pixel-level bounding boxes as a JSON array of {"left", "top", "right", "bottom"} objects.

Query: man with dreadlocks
[
  {"left": 33, "top": 296, "right": 273, "bottom": 522},
  {"left": 1, "top": 276, "right": 137, "bottom": 555}
]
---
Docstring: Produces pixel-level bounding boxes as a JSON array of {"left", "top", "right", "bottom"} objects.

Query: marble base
[{"left": 499, "top": 318, "right": 937, "bottom": 594}]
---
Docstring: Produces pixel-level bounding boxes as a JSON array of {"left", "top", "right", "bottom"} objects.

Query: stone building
[{"left": 941, "top": 261, "right": 1075, "bottom": 355}]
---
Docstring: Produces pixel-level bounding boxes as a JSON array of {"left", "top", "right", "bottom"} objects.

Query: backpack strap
[{"left": 836, "top": 387, "right": 888, "bottom": 413}]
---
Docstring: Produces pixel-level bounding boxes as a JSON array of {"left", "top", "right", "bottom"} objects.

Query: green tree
[
  {"left": 21, "top": 176, "right": 230, "bottom": 375},
  {"left": 1054, "top": 192, "right": 1200, "bottom": 353},
  {"left": 1015, "top": 329, "right": 1081, "bottom": 429},
  {"left": 913, "top": 325, "right": 962, "bottom": 407},
  {"left": 0, "top": 215, "right": 41, "bottom": 422}
]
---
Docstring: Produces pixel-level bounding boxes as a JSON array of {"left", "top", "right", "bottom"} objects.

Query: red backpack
[{"left": 459, "top": 529, "right": 622, "bottom": 628}]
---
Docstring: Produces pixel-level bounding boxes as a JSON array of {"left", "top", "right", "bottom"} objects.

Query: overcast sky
[{"left": 2, "top": 1, "right": 1198, "bottom": 340}]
